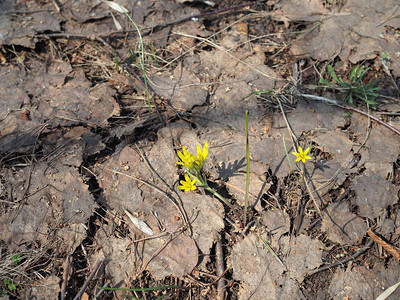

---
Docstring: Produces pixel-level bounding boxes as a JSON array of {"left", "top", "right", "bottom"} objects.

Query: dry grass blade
[
  {"left": 173, "top": 27, "right": 281, "bottom": 82},
  {"left": 124, "top": 209, "right": 154, "bottom": 236},
  {"left": 376, "top": 280, "right": 400, "bottom": 300},
  {"left": 0, "top": 244, "right": 56, "bottom": 288}
]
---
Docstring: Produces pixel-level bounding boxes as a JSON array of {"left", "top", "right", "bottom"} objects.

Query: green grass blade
[
  {"left": 327, "top": 65, "right": 342, "bottom": 84},
  {"left": 258, "top": 234, "right": 284, "bottom": 266},
  {"left": 318, "top": 77, "right": 333, "bottom": 86},
  {"left": 348, "top": 93, "right": 353, "bottom": 105},
  {"left": 282, "top": 133, "right": 295, "bottom": 172},
  {"left": 349, "top": 65, "right": 359, "bottom": 82},
  {"left": 113, "top": 49, "right": 120, "bottom": 72}
]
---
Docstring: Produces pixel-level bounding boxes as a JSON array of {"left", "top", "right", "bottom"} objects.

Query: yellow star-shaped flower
[
  {"left": 178, "top": 174, "right": 197, "bottom": 192},
  {"left": 176, "top": 146, "right": 196, "bottom": 170},
  {"left": 194, "top": 142, "right": 208, "bottom": 171},
  {"left": 292, "top": 146, "right": 312, "bottom": 163},
  {"left": 176, "top": 142, "right": 209, "bottom": 172}
]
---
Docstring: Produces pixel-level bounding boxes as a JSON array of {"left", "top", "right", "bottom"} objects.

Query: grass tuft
[{"left": 319, "top": 64, "right": 381, "bottom": 108}]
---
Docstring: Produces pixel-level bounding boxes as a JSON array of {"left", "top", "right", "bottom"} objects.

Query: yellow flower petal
[
  {"left": 178, "top": 174, "right": 197, "bottom": 192},
  {"left": 292, "top": 146, "right": 312, "bottom": 164}
]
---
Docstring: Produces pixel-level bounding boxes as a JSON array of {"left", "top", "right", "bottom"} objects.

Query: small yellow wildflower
[
  {"left": 178, "top": 174, "right": 197, "bottom": 192},
  {"left": 176, "top": 142, "right": 209, "bottom": 172},
  {"left": 194, "top": 142, "right": 208, "bottom": 170},
  {"left": 292, "top": 146, "right": 312, "bottom": 163},
  {"left": 176, "top": 146, "right": 196, "bottom": 169}
]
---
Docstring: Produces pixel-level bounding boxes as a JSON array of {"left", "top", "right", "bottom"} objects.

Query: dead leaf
[
  {"left": 90, "top": 230, "right": 137, "bottom": 288},
  {"left": 290, "top": 0, "right": 400, "bottom": 76},
  {"left": 0, "top": 10, "right": 61, "bottom": 48},
  {"left": 321, "top": 202, "right": 367, "bottom": 244},
  {"left": 279, "top": 234, "right": 324, "bottom": 281},
  {"left": 351, "top": 173, "right": 399, "bottom": 219},
  {"left": 42, "top": 71, "right": 120, "bottom": 126},
  {"left": 228, "top": 233, "right": 304, "bottom": 300},
  {"left": 143, "top": 232, "right": 198, "bottom": 280},
  {"left": 180, "top": 193, "right": 225, "bottom": 266},
  {"left": 263, "top": 209, "right": 290, "bottom": 240},
  {"left": 272, "top": 0, "right": 328, "bottom": 24},
  {"left": 149, "top": 64, "right": 208, "bottom": 111},
  {"left": 125, "top": 209, "right": 154, "bottom": 236},
  {"left": 277, "top": 100, "right": 348, "bottom": 136},
  {"left": 329, "top": 260, "right": 400, "bottom": 300},
  {"left": 22, "top": 275, "right": 60, "bottom": 300},
  {"left": 0, "top": 161, "right": 95, "bottom": 252},
  {"left": 96, "top": 146, "right": 147, "bottom": 214}
]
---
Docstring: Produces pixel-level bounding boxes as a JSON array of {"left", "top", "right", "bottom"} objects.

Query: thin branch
[
  {"left": 308, "top": 239, "right": 374, "bottom": 276},
  {"left": 299, "top": 93, "right": 400, "bottom": 136},
  {"left": 216, "top": 236, "right": 226, "bottom": 300},
  {"left": 72, "top": 259, "right": 103, "bottom": 300}
]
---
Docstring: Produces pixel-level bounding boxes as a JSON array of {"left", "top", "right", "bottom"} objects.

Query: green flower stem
[
  {"left": 204, "top": 186, "right": 227, "bottom": 205},
  {"left": 203, "top": 186, "right": 243, "bottom": 228}
]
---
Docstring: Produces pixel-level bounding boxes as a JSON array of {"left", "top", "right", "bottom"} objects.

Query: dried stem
[{"left": 72, "top": 259, "right": 103, "bottom": 300}]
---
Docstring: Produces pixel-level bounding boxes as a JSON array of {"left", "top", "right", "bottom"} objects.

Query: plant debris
[{"left": 1, "top": 0, "right": 400, "bottom": 299}]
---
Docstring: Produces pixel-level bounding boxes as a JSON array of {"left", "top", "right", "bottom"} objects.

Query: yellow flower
[
  {"left": 194, "top": 142, "right": 208, "bottom": 170},
  {"left": 292, "top": 146, "right": 312, "bottom": 163},
  {"left": 176, "top": 146, "right": 196, "bottom": 169},
  {"left": 178, "top": 174, "right": 197, "bottom": 192},
  {"left": 176, "top": 142, "right": 209, "bottom": 172}
]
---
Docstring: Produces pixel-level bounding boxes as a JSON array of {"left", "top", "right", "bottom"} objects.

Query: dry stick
[
  {"left": 60, "top": 255, "right": 72, "bottom": 300},
  {"left": 34, "top": 1, "right": 264, "bottom": 40},
  {"left": 50, "top": 0, "right": 60, "bottom": 12},
  {"left": 216, "top": 236, "right": 226, "bottom": 300},
  {"left": 72, "top": 259, "right": 103, "bottom": 300},
  {"left": 299, "top": 94, "right": 400, "bottom": 136},
  {"left": 94, "top": 282, "right": 109, "bottom": 300},
  {"left": 367, "top": 228, "right": 400, "bottom": 260},
  {"left": 308, "top": 239, "right": 374, "bottom": 276}
]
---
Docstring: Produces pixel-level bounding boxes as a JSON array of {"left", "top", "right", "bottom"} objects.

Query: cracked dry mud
[{"left": 1, "top": 0, "right": 400, "bottom": 299}]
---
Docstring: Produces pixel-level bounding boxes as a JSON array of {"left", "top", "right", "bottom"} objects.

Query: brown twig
[
  {"left": 72, "top": 259, "right": 103, "bottom": 300},
  {"left": 299, "top": 93, "right": 400, "bottom": 136},
  {"left": 34, "top": 1, "right": 263, "bottom": 39},
  {"left": 367, "top": 228, "right": 400, "bottom": 260},
  {"left": 216, "top": 236, "right": 226, "bottom": 300},
  {"left": 308, "top": 239, "right": 374, "bottom": 276},
  {"left": 60, "top": 254, "right": 71, "bottom": 300}
]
